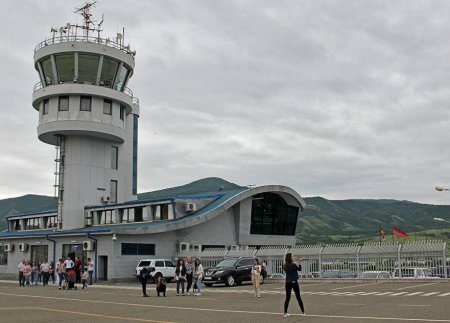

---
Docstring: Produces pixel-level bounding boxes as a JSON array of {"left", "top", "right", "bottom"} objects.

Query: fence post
[
  {"left": 397, "top": 243, "right": 402, "bottom": 278},
  {"left": 318, "top": 246, "right": 324, "bottom": 278},
  {"left": 356, "top": 245, "right": 362, "bottom": 276},
  {"left": 443, "top": 242, "right": 448, "bottom": 279}
]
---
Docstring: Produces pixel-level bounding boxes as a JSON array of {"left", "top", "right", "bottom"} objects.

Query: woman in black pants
[{"left": 283, "top": 253, "right": 305, "bottom": 317}]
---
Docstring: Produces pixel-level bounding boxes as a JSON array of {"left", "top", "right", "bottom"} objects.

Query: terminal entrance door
[
  {"left": 30, "top": 245, "right": 48, "bottom": 263},
  {"left": 98, "top": 256, "right": 108, "bottom": 281}
]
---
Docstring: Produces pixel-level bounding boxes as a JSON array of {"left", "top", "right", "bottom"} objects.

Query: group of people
[
  {"left": 18, "top": 256, "right": 94, "bottom": 290},
  {"left": 18, "top": 259, "right": 54, "bottom": 286},
  {"left": 138, "top": 256, "right": 204, "bottom": 297}
]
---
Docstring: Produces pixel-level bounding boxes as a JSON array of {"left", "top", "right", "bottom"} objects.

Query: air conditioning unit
[
  {"left": 179, "top": 242, "right": 190, "bottom": 252},
  {"left": 185, "top": 202, "right": 197, "bottom": 212},
  {"left": 191, "top": 244, "right": 202, "bottom": 252},
  {"left": 83, "top": 240, "right": 95, "bottom": 251},
  {"left": 4, "top": 243, "right": 14, "bottom": 252},
  {"left": 18, "top": 243, "right": 29, "bottom": 252},
  {"left": 101, "top": 196, "right": 111, "bottom": 203}
]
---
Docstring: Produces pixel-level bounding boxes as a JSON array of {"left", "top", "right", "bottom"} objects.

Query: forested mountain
[{"left": 1, "top": 179, "right": 449, "bottom": 244}]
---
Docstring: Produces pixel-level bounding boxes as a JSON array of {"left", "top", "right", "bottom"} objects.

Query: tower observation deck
[{"left": 32, "top": 2, "right": 140, "bottom": 230}]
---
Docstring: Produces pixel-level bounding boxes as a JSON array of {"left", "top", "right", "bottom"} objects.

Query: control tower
[{"left": 32, "top": 3, "right": 140, "bottom": 230}]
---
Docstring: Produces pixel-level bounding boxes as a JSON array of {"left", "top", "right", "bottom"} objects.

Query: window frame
[
  {"left": 80, "top": 96, "right": 92, "bottom": 111},
  {"left": 103, "top": 99, "right": 112, "bottom": 115},
  {"left": 58, "top": 96, "right": 69, "bottom": 111}
]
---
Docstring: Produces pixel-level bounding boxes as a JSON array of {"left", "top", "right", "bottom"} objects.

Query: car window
[
  {"left": 216, "top": 258, "right": 238, "bottom": 267},
  {"left": 165, "top": 261, "right": 174, "bottom": 267},
  {"left": 238, "top": 259, "right": 253, "bottom": 266},
  {"left": 138, "top": 261, "right": 151, "bottom": 267},
  {"left": 155, "top": 261, "right": 164, "bottom": 267}
]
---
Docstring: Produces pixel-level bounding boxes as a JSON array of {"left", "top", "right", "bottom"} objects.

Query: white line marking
[
  {"left": 396, "top": 282, "right": 440, "bottom": 290},
  {"left": 405, "top": 292, "right": 424, "bottom": 296},
  {"left": 437, "top": 292, "right": 450, "bottom": 297},
  {"left": 399, "top": 305, "right": 431, "bottom": 307},
  {"left": 421, "top": 292, "right": 440, "bottom": 296},
  {"left": 390, "top": 292, "right": 409, "bottom": 296},
  {"left": 337, "top": 303, "right": 367, "bottom": 306},
  {"left": 0, "top": 292, "right": 449, "bottom": 322},
  {"left": 374, "top": 292, "right": 393, "bottom": 296},
  {"left": 332, "top": 282, "right": 381, "bottom": 290}
]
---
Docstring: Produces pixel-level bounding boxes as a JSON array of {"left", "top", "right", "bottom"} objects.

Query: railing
[
  {"left": 34, "top": 35, "right": 135, "bottom": 58},
  {"left": 172, "top": 241, "right": 449, "bottom": 279},
  {"left": 32, "top": 81, "right": 139, "bottom": 105}
]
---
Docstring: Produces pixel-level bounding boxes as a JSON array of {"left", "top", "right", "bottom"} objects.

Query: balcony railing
[
  {"left": 34, "top": 35, "right": 135, "bottom": 58},
  {"left": 33, "top": 80, "right": 139, "bottom": 105}
]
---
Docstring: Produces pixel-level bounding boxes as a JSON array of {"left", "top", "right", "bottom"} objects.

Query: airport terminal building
[{"left": 0, "top": 5, "right": 308, "bottom": 281}]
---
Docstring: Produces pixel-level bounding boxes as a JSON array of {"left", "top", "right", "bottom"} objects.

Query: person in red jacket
[{"left": 74, "top": 257, "right": 82, "bottom": 283}]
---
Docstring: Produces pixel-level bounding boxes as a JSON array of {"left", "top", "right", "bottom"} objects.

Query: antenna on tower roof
[{"left": 74, "top": 1, "right": 97, "bottom": 37}]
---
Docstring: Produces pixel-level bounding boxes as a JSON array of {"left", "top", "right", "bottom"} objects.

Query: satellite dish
[
  {"left": 51, "top": 27, "right": 58, "bottom": 33},
  {"left": 116, "top": 33, "right": 122, "bottom": 40},
  {"left": 66, "top": 23, "right": 71, "bottom": 30},
  {"left": 59, "top": 26, "right": 66, "bottom": 33}
]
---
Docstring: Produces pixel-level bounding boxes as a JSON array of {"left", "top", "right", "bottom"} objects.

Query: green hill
[
  {"left": 1, "top": 179, "right": 450, "bottom": 245},
  {"left": 0, "top": 194, "right": 57, "bottom": 230}
]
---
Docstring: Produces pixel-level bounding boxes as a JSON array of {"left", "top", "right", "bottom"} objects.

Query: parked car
[
  {"left": 393, "top": 267, "right": 436, "bottom": 278},
  {"left": 321, "top": 269, "right": 356, "bottom": 278},
  {"left": 203, "top": 257, "right": 267, "bottom": 287},
  {"left": 358, "top": 271, "right": 392, "bottom": 279},
  {"left": 135, "top": 259, "right": 176, "bottom": 282}
]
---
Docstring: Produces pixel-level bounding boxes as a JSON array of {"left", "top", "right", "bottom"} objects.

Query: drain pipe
[
  {"left": 86, "top": 233, "right": 98, "bottom": 283},
  {"left": 46, "top": 235, "right": 57, "bottom": 266}
]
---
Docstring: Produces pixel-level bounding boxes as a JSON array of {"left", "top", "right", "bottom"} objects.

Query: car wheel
[
  {"left": 259, "top": 275, "right": 264, "bottom": 284},
  {"left": 204, "top": 283, "right": 213, "bottom": 287},
  {"left": 225, "top": 275, "right": 235, "bottom": 287}
]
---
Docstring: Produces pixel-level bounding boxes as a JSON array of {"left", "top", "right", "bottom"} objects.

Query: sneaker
[
  {"left": 182, "top": 293, "right": 185, "bottom": 296},
  {"left": 176, "top": 294, "right": 179, "bottom": 296},
  {"left": 283, "top": 313, "right": 290, "bottom": 318},
  {"left": 301, "top": 313, "right": 305, "bottom": 316},
  {"left": 257, "top": 296, "right": 261, "bottom": 298},
  {"left": 197, "top": 293, "right": 201, "bottom": 296}
]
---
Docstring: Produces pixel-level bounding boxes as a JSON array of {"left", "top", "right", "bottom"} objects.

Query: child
[
  {"left": 156, "top": 275, "right": 166, "bottom": 297},
  {"left": 81, "top": 267, "right": 89, "bottom": 289}
]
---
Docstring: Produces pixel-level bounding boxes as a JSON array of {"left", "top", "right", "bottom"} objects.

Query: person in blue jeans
[
  {"left": 194, "top": 258, "right": 204, "bottom": 296},
  {"left": 175, "top": 259, "right": 187, "bottom": 296},
  {"left": 283, "top": 253, "right": 305, "bottom": 317}
]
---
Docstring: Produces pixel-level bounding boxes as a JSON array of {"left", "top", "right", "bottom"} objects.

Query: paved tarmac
[{"left": 0, "top": 280, "right": 449, "bottom": 322}]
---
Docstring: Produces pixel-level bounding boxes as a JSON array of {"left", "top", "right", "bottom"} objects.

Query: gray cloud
[{"left": 1, "top": 0, "right": 450, "bottom": 205}]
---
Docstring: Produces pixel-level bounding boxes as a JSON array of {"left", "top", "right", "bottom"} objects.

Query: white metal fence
[{"left": 174, "top": 241, "right": 448, "bottom": 279}]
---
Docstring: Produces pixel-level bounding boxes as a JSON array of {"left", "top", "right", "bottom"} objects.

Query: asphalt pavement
[{"left": 0, "top": 280, "right": 449, "bottom": 322}]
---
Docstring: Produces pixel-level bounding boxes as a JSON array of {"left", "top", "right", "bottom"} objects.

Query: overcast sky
[{"left": 1, "top": 0, "right": 450, "bottom": 204}]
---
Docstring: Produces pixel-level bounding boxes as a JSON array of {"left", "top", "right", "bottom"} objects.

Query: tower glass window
[
  {"left": 41, "top": 58, "right": 54, "bottom": 85},
  {"left": 55, "top": 53, "right": 74, "bottom": 83},
  {"left": 59, "top": 96, "right": 69, "bottom": 111},
  {"left": 43, "top": 99, "right": 49, "bottom": 115},
  {"left": 103, "top": 99, "right": 112, "bottom": 115},
  {"left": 80, "top": 96, "right": 92, "bottom": 111},
  {"left": 250, "top": 193, "right": 299, "bottom": 236},
  {"left": 111, "top": 146, "right": 118, "bottom": 170},
  {"left": 120, "top": 105, "right": 125, "bottom": 120},
  {"left": 116, "top": 65, "right": 130, "bottom": 91},
  {"left": 132, "top": 116, "right": 138, "bottom": 195},
  {"left": 100, "top": 57, "right": 119, "bottom": 88},
  {"left": 78, "top": 54, "right": 99, "bottom": 84},
  {"left": 110, "top": 180, "right": 118, "bottom": 203}
]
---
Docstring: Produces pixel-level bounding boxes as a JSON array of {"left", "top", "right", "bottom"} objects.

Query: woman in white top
[
  {"left": 251, "top": 258, "right": 262, "bottom": 298},
  {"left": 194, "top": 259, "right": 204, "bottom": 296}
]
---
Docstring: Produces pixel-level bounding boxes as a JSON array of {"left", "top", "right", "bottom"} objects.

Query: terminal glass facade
[{"left": 250, "top": 193, "right": 299, "bottom": 236}]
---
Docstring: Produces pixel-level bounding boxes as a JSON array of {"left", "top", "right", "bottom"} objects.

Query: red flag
[
  {"left": 380, "top": 228, "right": 385, "bottom": 239},
  {"left": 392, "top": 225, "right": 408, "bottom": 238}
]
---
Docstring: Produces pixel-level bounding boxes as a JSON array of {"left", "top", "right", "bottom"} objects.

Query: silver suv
[{"left": 135, "top": 259, "right": 176, "bottom": 281}]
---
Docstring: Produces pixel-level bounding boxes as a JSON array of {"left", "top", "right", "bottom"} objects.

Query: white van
[
  {"left": 393, "top": 267, "right": 435, "bottom": 278},
  {"left": 135, "top": 259, "right": 176, "bottom": 281}
]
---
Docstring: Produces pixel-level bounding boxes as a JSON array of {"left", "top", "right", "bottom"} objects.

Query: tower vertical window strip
[
  {"left": 132, "top": 115, "right": 138, "bottom": 195},
  {"left": 56, "top": 135, "right": 65, "bottom": 230},
  {"left": 111, "top": 146, "right": 118, "bottom": 170},
  {"left": 110, "top": 180, "right": 118, "bottom": 203}
]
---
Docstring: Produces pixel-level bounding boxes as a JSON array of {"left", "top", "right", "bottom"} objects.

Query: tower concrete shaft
[{"left": 32, "top": 20, "right": 140, "bottom": 230}]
